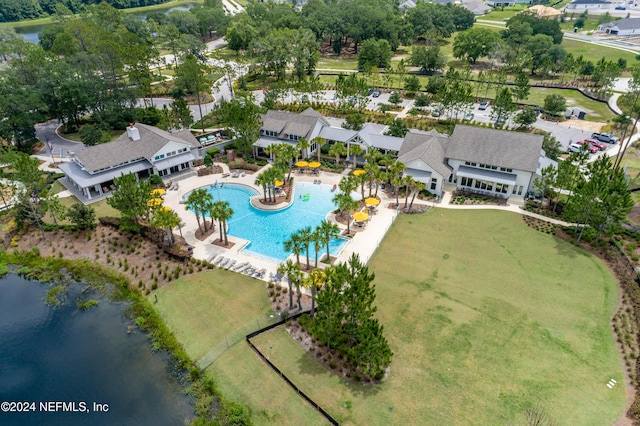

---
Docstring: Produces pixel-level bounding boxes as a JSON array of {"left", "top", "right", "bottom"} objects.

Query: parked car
[
  {"left": 463, "top": 112, "right": 474, "bottom": 121},
  {"left": 478, "top": 101, "right": 489, "bottom": 110},
  {"left": 615, "top": 6, "right": 626, "bottom": 10},
  {"left": 585, "top": 137, "right": 606, "bottom": 151},
  {"left": 591, "top": 132, "right": 619, "bottom": 144},
  {"left": 372, "top": 90, "right": 381, "bottom": 98},
  {"left": 568, "top": 141, "right": 597, "bottom": 153}
]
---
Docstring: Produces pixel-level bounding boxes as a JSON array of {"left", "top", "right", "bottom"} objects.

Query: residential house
[
  {"left": 462, "top": 0, "right": 492, "bottom": 15},
  {"left": 598, "top": 18, "right": 640, "bottom": 35},
  {"left": 564, "top": 0, "right": 611, "bottom": 10},
  {"left": 486, "top": 0, "right": 516, "bottom": 7},
  {"left": 58, "top": 123, "right": 201, "bottom": 203}
]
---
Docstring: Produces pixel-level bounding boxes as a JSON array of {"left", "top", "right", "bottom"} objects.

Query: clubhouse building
[
  {"left": 254, "top": 109, "right": 556, "bottom": 202},
  {"left": 59, "top": 123, "right": 201, "bottom": 202}
]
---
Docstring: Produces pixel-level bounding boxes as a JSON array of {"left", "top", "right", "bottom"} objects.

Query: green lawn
[
  {"left": 482, "top": 5, "right": 528, "bottom": 22},
  {"left": 156, "top": 210, "right": 626, "bottom": 425},
  {"left": 155, "top": 270, "right": 276, "bottom": 360},
  {"left": 526, "top": 87, "right": 616, "bottom": 121},
  {"left": 561, "top": 38, "right": 639, "bottom": 68}
]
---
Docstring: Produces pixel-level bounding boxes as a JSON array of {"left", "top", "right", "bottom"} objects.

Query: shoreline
[{"left": 0, "top": 250, "right": 245, "bottom": 423}]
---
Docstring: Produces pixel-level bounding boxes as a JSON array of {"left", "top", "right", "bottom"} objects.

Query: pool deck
[{"left": 162, "top": 162, "right": 402, "bottom": 288}]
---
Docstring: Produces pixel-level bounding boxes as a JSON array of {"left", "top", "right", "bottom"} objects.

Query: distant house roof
[
  {"left": 446, "top": 125, "right": 543, "bottom": 172},
  {"left": 600, "top": 17, "right": 640, "bottom": 30},
  {"left": 462, "top": 0, "right": 492, "bottom": 14},
  {"left": 73, "top": 123, "right": 200, "bottom": 174},
  {"left": 398, "top": 130, "right": 452, "bottom": 179},
  {"left": 399, "top": 0, "right": 417, "bottom": 10}
]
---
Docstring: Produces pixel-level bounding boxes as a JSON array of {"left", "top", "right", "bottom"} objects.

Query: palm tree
[
  {"left": 212, "top": 200, "right": 233, "bottom": 246},
  {"left": 356, "top": 171, "right": 367, "bottom": 201},
  {"left": 254, "top": 172, "right": 269, "bottom": 203},
  {"left": 409, "top": 180, "right": 426, "bottom": 211},
  {"left": 311, "top": 229, "right": 323, "bottom": 268},
  {"left": 299, "top": 226, "right": 313, "bottom": 270},
  {"left": 185, "top": 188, "right": 211, "bottom": 234},
  {"left": 278, "top": 143, "right": 298, "bottom": 181},
  {"left": 278, "top": 259, "right": 302, "bottom": 310},
  {"left": 328, "top": 142, "right": 347, "bottom": 166},
  {"left": 284, "top": 231, "right": 304, "bottom": 266},
  {"left": 317, "top": 220, "right": 340, "bottom": 263},
  {"left": 363, "top": 161, "right": 379, "bottom": 198},
  {"left": 152, "top": 207, "right": 181, "bottom": 246},
  {"left": 303, "top": 268, "right": 326, "bottom": 317},
  {"left": 349, "top": 144, "right": 363, "bottom": 169},
  {"left": 403, "top": 175, "right": 415, "bottom": 209},
  {"left": 313, "top": 136, "right": 327, "bottom": 161},
  {"left": 296, "top": 137, "right": 310, "bottom": 160},
  {"left": 333, "top": 192, "right": 358, "bottom": 235}
]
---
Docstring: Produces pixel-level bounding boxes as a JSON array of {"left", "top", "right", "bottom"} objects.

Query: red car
[
  {"left": 575, "top": 140, "right": 598, "bottom": 154},
  {"left": 584, "top": 138, "right": 606, "bottom": 151}
]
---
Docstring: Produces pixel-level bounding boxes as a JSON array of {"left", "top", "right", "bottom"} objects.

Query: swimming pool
[{"left": 200, "top": 182, "right": 353, "bottom": 263}]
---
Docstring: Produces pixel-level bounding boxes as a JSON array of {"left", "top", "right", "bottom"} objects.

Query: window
[
  {"left": 517, "top": 185, "right": 523, "bottom": 195},
  {"left": 430, "top": 178, "right": 437, "bottom": 191},
  {"left": 461, "top": 177, "right": 473, "bottom": 187}
]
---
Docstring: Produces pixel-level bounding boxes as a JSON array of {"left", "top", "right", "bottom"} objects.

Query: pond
[{"left": 0, "top": 273, "right": 194, "bottom": 425}]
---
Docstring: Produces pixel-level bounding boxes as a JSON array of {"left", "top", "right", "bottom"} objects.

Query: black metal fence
[{"left": 245, "top": 310, "right": 339, "bottom": 426}]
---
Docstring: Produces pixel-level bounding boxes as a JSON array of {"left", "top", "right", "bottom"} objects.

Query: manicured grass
[
  {"left": 561, "top": 38, "right": 639, "bottom": 68},
  {"left": 60, "top": 129, "right": 123, "bottom": 143},
  {"left": 207, "top": 343, "right": 326, "bottom": 426},
  {"left": 155, "top": 270, "right": 326, "bottom": 424},
  {"left": 482, "top": 5, "right": 528, "bottom": 22},
  {"left": 154, "top": 270, "right": 275, "bottom": 360},
  {"left": 316, "top": 58, "right": 358, "bottom": 72},
  {"left": 57, "top": 197, "right": 120, "bottom": 219},
  {"left": 239, "top": 210, "right": 625, "bottom": 425},
  {"left": 526, "top": 87, "right": 616, "bottom": 121}
]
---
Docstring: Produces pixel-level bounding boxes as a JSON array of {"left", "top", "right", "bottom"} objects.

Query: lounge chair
[
  {"left": 226, "top": 260, "right": 236, "bottom": 270},
  {"left": 232, "top": 171, "right": 240, "bottom": 178}
]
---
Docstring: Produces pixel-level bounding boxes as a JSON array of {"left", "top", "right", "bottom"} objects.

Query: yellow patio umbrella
[
  {"left": 365, "top": 197, "right": 380, "bottom": 206},
  {"left": 295, "top": 161, "right": 309, "bottom": 168},
  {"left": 352, "top": 169, "right": 365, "bottom": 176},
  {"left": 353, "top": 211, "right": 369, "bottom": 222},
  {"left": 274, "top": 180, "right": 284, "bottom": 187},
  {"left": 147, "top": 197, "right": 163, "bottom": 207},
  {"left": 308, "top": 161, "right": 321, "bottom": 168},
  {"left": 151, "top": 188, "right": 166, "bottom": 196}
]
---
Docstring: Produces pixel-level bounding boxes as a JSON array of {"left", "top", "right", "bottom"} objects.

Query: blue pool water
[{"left": 200, "top": 182, "right": 354, "bottom": 262}]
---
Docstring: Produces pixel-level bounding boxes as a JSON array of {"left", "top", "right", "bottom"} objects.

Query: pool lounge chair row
[{"left": 207, "top": 255, "right": 267, "bottom": 279}]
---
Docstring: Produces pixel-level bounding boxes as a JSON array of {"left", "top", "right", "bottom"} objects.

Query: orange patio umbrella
[
  {"left": 352, "top": 169, "right": 365, "bottom": 176},
  {"left": 308, "top": 161, "right": 321, "bottom": 168},
  {"left": 295, "top": 161, "right": 309, "bottom": 168}
]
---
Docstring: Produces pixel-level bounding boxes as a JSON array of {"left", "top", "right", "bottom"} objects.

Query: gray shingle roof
[
  {"left": 446, "top": 125, "right": 543, "bottom": 173},
  {"left": 398, "top": 131, "right": 451, "bottom": 179},
  {"left": 600, "top": 18, "right": 640, "bottom": 30},
  {"left": 74, "top": 123, "right": 200, "bottom": 174},
  {"left": 260, "top": 108, "right": 328, "bottom": 140},
  {"left": 319, "top": 126, "right": 357, "bottom": 142},
  {"left": 357, "top": 123, "right": 404, "bottom": 151}
]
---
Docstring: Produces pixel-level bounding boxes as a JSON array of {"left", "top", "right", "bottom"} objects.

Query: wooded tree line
[
  {"left": 0, "top": 0, "right": 170, "bottom": 22},
  {"left": 0, "top": 1, "right": 228, "bottom": 151}
]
